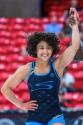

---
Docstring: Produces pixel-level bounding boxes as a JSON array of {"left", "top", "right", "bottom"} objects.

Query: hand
[
  {"left": 68, "top": 8, "right": 79, "bottom": 28},
  {"left": 19, "top": 100, "right": 38, "bottom": 111}
]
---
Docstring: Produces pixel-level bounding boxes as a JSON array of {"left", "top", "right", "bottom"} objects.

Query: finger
[
  {"left": 69, "top": 17, "right": 79, "bottom": 25},
  {"left": 30, "top": 106, "right": 38, "bottom": 109},
  {"left": 24, "top": 104, "right": 38, "bottom": 109},
  {"left": 23, "top": 104, "right": 38, "bottom": 109},
  {"left": 29, "top": 105, "right": 38, "bottom": 109},
  {"left": 70, "top": 8, "right": 79, "bottom": 18},
  {"left": 22, "top": 103, "right": 38, "bottom": 109},
  {"left": 29, "top": 108, "right": 36, "bottom": 111},
  {"left": 28, "top": 103, "right": 38, "bottom": 107},
  {"left": 28, "top": 100, "right": 38, "bottom": 104},
  {"left": 69, "top": 19, "right": 76, "bottom": 24},
  {"left": 68, "top": 19, "right": 76, "bottom": 25},
  {"left": 30, "top": 100, "right": 37, "bottom": 102},
  {"left": 21, "top": 106, "right": 38, "bottom": 111},
  {"left": 28, "top": 104, "right": 38, "bottom": 108},
  {"left": 70, "top": 8, "right": 77, "bottom": 14},
  {"left": 30, "top": 104, "right": 38, "bottom": 107},
  {"left": 24, "top": 101, "right": 37, "bottom": 105},
  {"left": 69, "top": 16, "right": 76, "bottom": 21},
  {"left": 24, "top": 106, "right": 38, "bottom": 110},
  {"left": 69, "top": 17, "right": 76, "bottom": 22}
]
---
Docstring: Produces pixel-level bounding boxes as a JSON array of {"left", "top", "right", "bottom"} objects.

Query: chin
[{"left": 41, "top": 58, "right": 50, "bottom": 62}]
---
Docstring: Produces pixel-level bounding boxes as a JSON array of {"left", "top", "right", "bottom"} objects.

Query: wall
[{"left": 0, "top": 0, "right": 40, "bottom": 17}]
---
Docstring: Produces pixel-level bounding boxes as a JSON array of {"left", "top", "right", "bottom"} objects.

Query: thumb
[{"left": 70, "top": 8, "right": 79, "bottom": 18}]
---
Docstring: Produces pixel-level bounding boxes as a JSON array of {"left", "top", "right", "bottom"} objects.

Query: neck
[{"left": 36, "top": 58, "right": 49, "bottom": 68}]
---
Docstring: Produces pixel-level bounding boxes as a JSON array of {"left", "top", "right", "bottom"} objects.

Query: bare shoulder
[
  {"left": 19, "top": 62, "right": 31, "bottom": 71},
  {"left": 1, "top": 62, "right": 32, "bottom": 90},
  {"left": 9, "top": 62, "right": 32, "bottom": 82},
  {"left": 16, "top": 62, "right": 31, "bottom": 77}
]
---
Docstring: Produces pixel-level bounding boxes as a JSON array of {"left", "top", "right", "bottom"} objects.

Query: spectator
[
  {"left": 80, "top": 40, "right": 83, "bottom": 50},
  {"left": 70, "top": 0, "right": 82, "bottom": 12},
  {"left": 61, "top": 18, "right": 72, "bottom": 37},
  {"left": 75, "top": 22, "right": 83, "bottom": 60},
  {"left": 64, "top": 0, "right": 82, "bottom": 20},
  {"left": 79, "top": 22, "right": 83, "bottom": 41},
  {"left": 59, "top": 70, "right": 75, "bottom": 106},
  {"left": 59, "top": 81, "right": 67, "bottom": 107},
  {"left": 75, "top": 43, "right": 83, "bottom": 60},
  {"left": 80, "top": 22, "right": 83, "bottom": 49},
  {"left": 61, "top": 72, "right": 75, "bottom": 92},
  {"left": 44, "top": 12, "right": 63, "bottom": 35}
]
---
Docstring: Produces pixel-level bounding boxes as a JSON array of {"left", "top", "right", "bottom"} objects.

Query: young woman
[{"left": 1, "top": 8, "right": 80, "bottom": 125}]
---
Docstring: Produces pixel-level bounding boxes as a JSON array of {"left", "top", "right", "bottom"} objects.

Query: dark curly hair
[{"left": 26, "top": 32, "right": 60, "bottom": 57}]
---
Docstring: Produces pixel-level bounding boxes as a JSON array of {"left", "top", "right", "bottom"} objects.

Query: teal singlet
[{"left": 26, "top": 59, "right": 63, "bottom": 124}]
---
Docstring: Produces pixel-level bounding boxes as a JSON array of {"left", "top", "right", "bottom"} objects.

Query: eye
[
  {"left": 47, "top": 46, "right": 52, "bottom": 50},
  {"left": 47, "top": 47, "right": 50, "bottom": 49},
  {"left": 39, "top": 47, "right": 44, "bottom": 49}
]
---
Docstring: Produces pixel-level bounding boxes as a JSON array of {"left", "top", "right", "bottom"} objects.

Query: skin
[{"left": 1, "top": 8, "right": 80, "bottom": 125}]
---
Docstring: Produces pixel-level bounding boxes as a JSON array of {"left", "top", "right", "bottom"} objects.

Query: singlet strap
[
  {"left": 26, "top": 61, "right": 35, "bottom": 82},
  {"left": 30, "top": 61, "right": 35, "bottom": 72},
  {"left": 32, "top": 61, "right": 34, "bottom": 69},
  {"left": 49, "top": 59, "right": 61, "bottom": 80}
]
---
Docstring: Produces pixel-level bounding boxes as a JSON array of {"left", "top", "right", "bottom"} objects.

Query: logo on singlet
[{"left": 31, "top": 81, "right": 54, "bottom": 91}]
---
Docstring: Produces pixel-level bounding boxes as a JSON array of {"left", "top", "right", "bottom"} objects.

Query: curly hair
[{"left": 26, "top": 32, "right": 60, "bottom": 57}]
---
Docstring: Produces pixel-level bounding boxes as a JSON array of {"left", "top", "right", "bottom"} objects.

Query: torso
[{"left": 26, "top": 59, "right": 62, "bottom": 124}]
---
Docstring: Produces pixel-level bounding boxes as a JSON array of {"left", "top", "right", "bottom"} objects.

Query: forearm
[
  {"left": 1, "top": 87, "right": 22, "bottom": 108},
  {"left": 72, "top": 25, "right": 80, "bottom": 51}
]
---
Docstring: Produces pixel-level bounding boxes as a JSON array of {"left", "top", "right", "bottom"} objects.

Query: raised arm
[{"left": 58, "top": 8, "right": 80, "bottom": 69}]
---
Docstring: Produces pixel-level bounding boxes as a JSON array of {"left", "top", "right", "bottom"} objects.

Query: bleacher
[{"left": 0, "top": 0, "right": 83, "bottom": 111}]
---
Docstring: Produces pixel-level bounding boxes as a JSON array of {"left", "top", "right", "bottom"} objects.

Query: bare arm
[
  {"left": 1, "top": 63, "right": 38, "bottom": 111},
  {"left": 60, "top": 26, "right": 80, "bottom": 67},
  {"left": 1, "top": 64, "right": 29, "bottom": 108},
  {"left": 56, "top": 8, "right": 80, "bottom": 69}
]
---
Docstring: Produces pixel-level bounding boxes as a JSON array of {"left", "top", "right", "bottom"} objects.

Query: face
[
  {"left": 51, "top": 16, "right": 57, "bottom": 23},
  {"left": 36, "top": 41, "right": 53, "bottom": 61},
  {"left": 71, "top": 0, "right": 77, "bottom": 6}
]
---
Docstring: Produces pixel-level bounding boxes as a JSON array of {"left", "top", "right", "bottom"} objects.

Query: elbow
[
  {"left": 72, "top": 42, "right": 80, "bottom": 52},
  {"left": 1, "top": 85, "right": 8, "bottom": 96},
  {"left": 1, "top": 86, "right": 5, "bottom": 95}
]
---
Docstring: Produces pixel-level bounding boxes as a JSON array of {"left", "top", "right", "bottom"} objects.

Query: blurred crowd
[
  {"left": 20, "top": 0, "right": 83, "bottom": 109},
  {"left": 40, "top": 0, "right": 83, "bottom": 108},
  {"left": 0, "top": 0, "right": 83, "bottom": 110}
]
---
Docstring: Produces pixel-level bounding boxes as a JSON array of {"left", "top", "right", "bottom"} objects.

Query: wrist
[
  {"left": 16, "top": 102, "right": 23, "bottom": 108},
  {"left": 72, "top": 25, "right": 79, "bottom": 30}
]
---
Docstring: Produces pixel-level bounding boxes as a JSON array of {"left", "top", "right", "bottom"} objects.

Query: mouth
[{"left": 42, "top": 55, "right": 49, "bottom": 57}]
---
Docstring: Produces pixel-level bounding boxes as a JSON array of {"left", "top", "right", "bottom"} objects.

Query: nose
[{"left": 43, "top": 48, "right": 48, "bottom": 53}]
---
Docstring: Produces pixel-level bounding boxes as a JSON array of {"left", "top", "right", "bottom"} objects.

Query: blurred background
[{"left": 0, "top": 0, "right": 83, "bottom": 124}]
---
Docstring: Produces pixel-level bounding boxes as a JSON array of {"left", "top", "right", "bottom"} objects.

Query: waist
[{"left": 27, "top": 111, "right": 62, "bottom": 124}]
